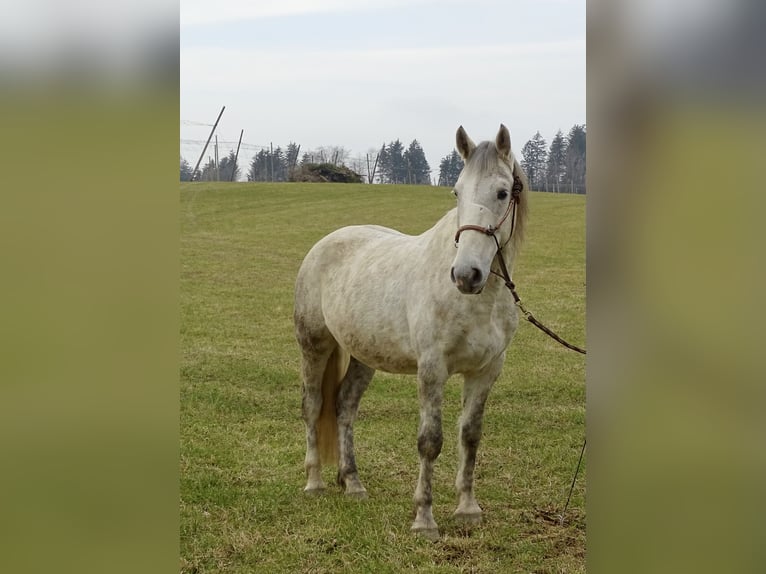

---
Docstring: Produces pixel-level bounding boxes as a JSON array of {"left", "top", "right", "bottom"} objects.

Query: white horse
[{"left": 294, "top": 124, "right": 528, "bottom": 539}]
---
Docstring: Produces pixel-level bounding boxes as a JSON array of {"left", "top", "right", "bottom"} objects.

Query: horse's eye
[
  {"left": 497, "top": 189, "right": 509, "bottom": 200},
  {"left": 452, "top": 189, "right": 458, "bottom": 198}
]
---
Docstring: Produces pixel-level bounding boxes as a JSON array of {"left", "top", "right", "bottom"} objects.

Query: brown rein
[
  {"left": 453, "top": 176, "right": 586, "bottom": 355},
  {"left": 493, "top": 253, "right": 587, "bottom": 355}
]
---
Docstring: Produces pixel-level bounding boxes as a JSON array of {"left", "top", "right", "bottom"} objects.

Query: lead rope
[
  {"left": 492, "top": 242, "right": 586, "bottom": 355},
  {"left": 491, "top": 188, "right": 586, "bottom": 525},
  {"left": 559, "top": 438, "right": 586, "bottom": 525}
]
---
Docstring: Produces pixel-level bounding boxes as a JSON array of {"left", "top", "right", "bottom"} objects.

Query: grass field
[{"left": 180, "top": 182, "right": 585, "bottom": 573}]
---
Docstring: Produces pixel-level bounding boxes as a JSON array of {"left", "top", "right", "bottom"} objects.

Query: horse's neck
[{"left": 424, "top": 208, "right": 459, "bottom": 260}]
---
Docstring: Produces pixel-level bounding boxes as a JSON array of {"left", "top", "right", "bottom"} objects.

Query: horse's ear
[
  {"left": 456, "top": 126, "right": 476, "bottom": 160},
  {"left": 496, "top": 124, "right": 512, "bottom": 158}
]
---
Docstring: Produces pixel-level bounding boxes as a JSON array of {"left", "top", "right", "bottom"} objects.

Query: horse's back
[
  {"left": 320, "top": 224, "right": 408, "bottom": 248},
  {"left": 298, "top": 224, "right": 414, "bottom": 277}
]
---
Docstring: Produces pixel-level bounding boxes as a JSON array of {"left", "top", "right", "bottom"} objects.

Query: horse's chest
[
  {"left": 447, "top": 326, "right": 505, "bottom": 372},
  {"left": 442, "top": 305, "right": 517, "bottom": 374}
]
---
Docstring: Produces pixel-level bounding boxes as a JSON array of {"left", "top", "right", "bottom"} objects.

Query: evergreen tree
[
  {"left": 403, "top": 139, "right": 431, "bottom": 185},
  {"left": 546, "top": 130, "right": 567, "bottom": 192},
  {"left": 248, "top": 149, "right": 270, "bottom": 181},
  {"left": 564, "top": 124, "right": 586, "bottom": 192},
  {"left": 246, "top": 147, "right": 291, "bottom": 182},
  {"left": 199, "top": 157, "right": 219, "bottom": 181},
  {"left": 285, "top": 142, "right": 301, "bottom": 175},
  {"left": 386, "top": 140, "right": 406, "bottom": 184},
  {"left": 437, "top": 155, "right": 451, "bottom": 187},
  {"left": 180, "top": 156, "right": 193, "bottom": 181},
  {"left": 218, "top": 150, "right": 240, "bottom": 182},
  {"left": 521, "top": 132, "right": 547, "bottom": 191},
  {"left": 437, "top": 150, "right": 464, "bottom": 187},
  {"left": 377, "top": 145, "right": 391, "bottom": 183},
  {"left": 272, "top": 146, "right": 286, "bottom": 181}
]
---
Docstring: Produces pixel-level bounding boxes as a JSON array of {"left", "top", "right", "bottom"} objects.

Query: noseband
[{"left": 453, "top": 175, "right": 523, "bottom": 252}]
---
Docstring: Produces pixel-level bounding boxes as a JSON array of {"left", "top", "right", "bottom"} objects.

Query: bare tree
[{"left": 348, "top": 155, "right": 367, "bottom": 180}]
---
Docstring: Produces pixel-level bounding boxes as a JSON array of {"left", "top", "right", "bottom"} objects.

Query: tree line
[
  {"left": 181, "top": 138, "right": 431, "bottom": 185},
  {"left": 180, "top": 151, "right": 241, "bottom": 182},
  {"left": 435, "top": 124, "right": 586, "bottom": 193},
  {"left": 377, "top": 139, "right": 430, "bottom": 185},
  {"left": 520, "top": 125, "right": 586, "bottom": 194},
  {"left": 180, "top": 125, "right": 586, "bottom": 193}
]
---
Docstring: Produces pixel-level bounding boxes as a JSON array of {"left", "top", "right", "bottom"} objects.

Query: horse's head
[{"left": 450, "top": 124, "right": 527, "bottom": 294}]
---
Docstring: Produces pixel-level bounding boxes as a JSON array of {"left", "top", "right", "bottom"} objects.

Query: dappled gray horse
[{"left": 294, "top": 124, "right": 528, "bottom": 538}]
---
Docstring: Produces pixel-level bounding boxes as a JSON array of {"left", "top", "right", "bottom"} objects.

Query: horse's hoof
[
  {"left": 411, "top": 525, "right": 440, "bottom": 541},
  {"left": 303, "top": 486, "right": 325, "bottom": 496},
  {"left": 344, "top": 489, "right": 368, "bottom": 500},
  {"left": 453, "top": 511, "right": 482, "bottom": 525}
]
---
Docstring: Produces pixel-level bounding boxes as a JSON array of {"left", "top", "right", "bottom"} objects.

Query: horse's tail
[{"left": 317, "top": 345, "right": 350, "bottom": 466}]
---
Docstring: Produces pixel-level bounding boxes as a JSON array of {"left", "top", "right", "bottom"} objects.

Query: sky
[{"left": 180, "top": 0, "right": 585, "bottom": 181}]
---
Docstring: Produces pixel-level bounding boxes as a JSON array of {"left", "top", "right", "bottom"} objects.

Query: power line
[{"left": 181, "top": 138, "right": 268, "bottom": 150}]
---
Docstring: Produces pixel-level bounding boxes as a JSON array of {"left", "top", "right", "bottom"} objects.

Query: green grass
[{"left": 181, "top": 182, "right": 585, "bottom": 573}]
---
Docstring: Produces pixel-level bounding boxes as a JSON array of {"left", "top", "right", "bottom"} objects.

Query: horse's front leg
[
  {"left": 411, "top": 361, "right": 447, "bottom": 540},
  {"left": 454, "top": 354, "right": 504, "bottom": 523}
]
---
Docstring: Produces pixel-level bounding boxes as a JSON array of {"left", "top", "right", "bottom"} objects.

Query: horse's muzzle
[{"left": 450, "top": 265, "right": 485, "bottom": 294}]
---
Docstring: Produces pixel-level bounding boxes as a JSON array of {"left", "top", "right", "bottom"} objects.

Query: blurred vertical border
[
  {"left": 0, "top": 2, "right": 179, "bottom": 573},
  {"left": 588, "top": 0, "right": 765, "bottom": 572}
]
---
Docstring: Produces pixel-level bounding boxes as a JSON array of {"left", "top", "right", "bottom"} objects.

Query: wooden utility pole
[
  {"left": 365, "top": 154, "right": 372, "bottom": 183},
  {"left": 269, "top": 142, "right": 274, "bottom": 181},
  {"left": 214, "top": 135, "right": 219, "bottom": 180},
  {"left": 190, "top": 106, "right": 225, "bottom": 182},
  {"left": 288, "top": 144, "right": 301, "bottom": 179},
  {"left": 366, "top": 152, "right": 381, "bottom": 184},
  {"left": 230, "top": 129, "right": 244, "bottom": 182},
  {"left": 293, "top": 145, "right": 301, "bottom": 169}
]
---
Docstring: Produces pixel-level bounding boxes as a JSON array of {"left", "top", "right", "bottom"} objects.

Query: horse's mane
[{"left": 463, "top": 141, "right": 529, "bottom": 248}]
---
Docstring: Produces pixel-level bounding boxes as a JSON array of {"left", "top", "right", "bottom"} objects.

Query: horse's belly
[
  {"left": 348, "top": 343, "right": 418, "bottom": 374},
  {"left": 330, "top": 323, "right": 418, "bottom": 374}
]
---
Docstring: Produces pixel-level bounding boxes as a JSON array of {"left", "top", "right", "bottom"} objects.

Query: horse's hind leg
[
  {"left": 454, "top": 354, "right": 504, "bottom": 523},
  {"left": 300, "top": 347, "right": 333, "bottom": 492},
  {"left": 296, "top": 309, "right": 342, "bottom": 493},
  {"left": 336, "top": 357, "right": 375, "bottom": 498}
]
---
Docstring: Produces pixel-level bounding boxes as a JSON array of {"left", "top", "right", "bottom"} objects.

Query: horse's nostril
[
  {"left": 450, "top": 267, "right": 456, "bottom": 283},
  {"left": 471, "top": 267, "right": 482, "bottom": 285}
]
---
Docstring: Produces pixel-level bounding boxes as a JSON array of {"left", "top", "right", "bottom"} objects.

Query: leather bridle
[{"left": 453, "top": 175, "right": 524, "bottom": 251}]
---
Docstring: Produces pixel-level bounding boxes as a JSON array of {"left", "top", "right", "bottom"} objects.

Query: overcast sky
[{"left": 180, "top": 0, "right": 585, "bottom": 181}]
